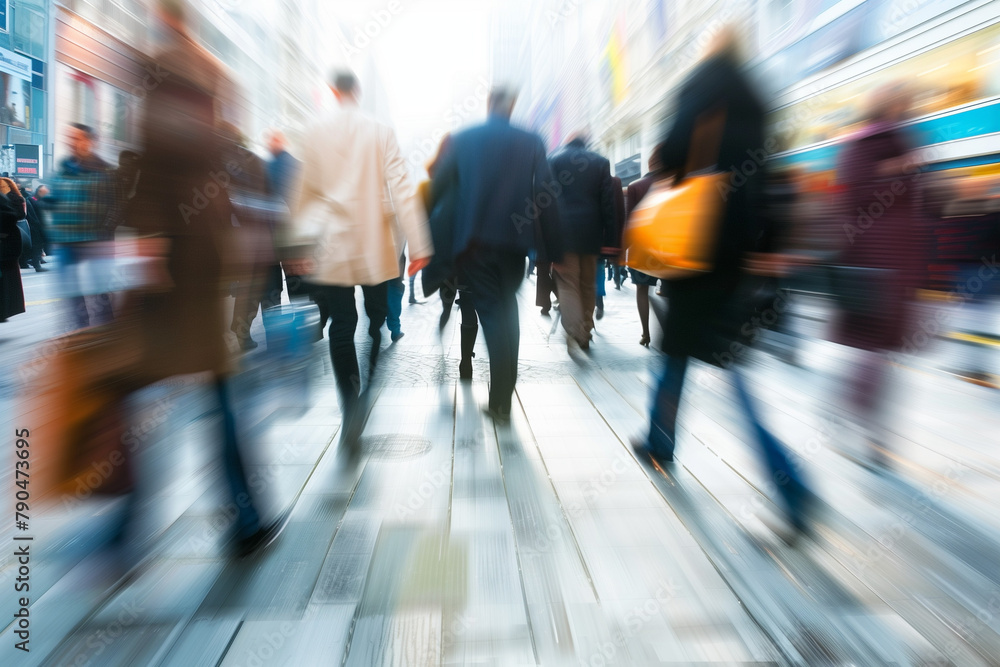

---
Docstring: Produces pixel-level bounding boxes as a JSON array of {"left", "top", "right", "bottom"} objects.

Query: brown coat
[{"left": 127, "top": 31, "right": 241, "bottom": 380}]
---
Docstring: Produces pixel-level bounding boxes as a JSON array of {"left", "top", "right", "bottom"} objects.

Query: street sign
[{"left": 14, "top": 144, "right": 41, "bottom": 178}]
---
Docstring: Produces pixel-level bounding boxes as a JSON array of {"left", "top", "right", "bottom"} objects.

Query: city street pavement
[{"left": 2, "top": 261, "right": 1000, "bottom": 665}]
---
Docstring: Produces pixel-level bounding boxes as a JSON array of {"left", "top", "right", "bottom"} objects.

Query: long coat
[
  {"left": 0, "top": 192, "right": 26, "bottom": 320},
  {"left": 834, "top": 123, "right": 925, "bottom": 353},
  {"left": 126, "top": 31, "right": 241, "bottom": 380},
  {"left": 656, "top": 54, "right": 766, "bottom": 364}
]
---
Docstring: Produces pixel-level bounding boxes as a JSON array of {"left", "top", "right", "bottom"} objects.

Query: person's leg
[
  {"left": 215, "top": 378, "right": 262, "bottom": 540},
  {"left": 730, "top": 366, "right": 810, "bottom": 527},
  {"left": 231, "top": 270, "right": 262, "bottom": 349},
  {"left": 535, "top": 261, "right": 554, "bottom": 313},
  {"left": 458, "top": 288, "right": 478, "bottom": 379},
  {"left": 646, "top": 354, "right": 689, "bottom": 459},
  {"left": 495, "top": 254, "right": 524, "bottom": 414},
  {"left": 409, "top": 272, "right": 419, "bottom": 304},
  {"left": 463, "top": 252, "right": 517, "bottom": 416},
  {"left": 580, "top": 254, "right": 598, "bottom": 335},
  {"left": 59, "top": 245, "right": 90, "bottom": 329},
  {"left": 439, "top": 281, "right": 457, "bottom": 329},
  {"left": 553, "top": 253, "right": 585, "bottom": 346},
  {"left": 637, "top": 285, "right": 650, "bottom": 345},
  {"left": 386, "top": 276, "right": 404, "bottom": 337},
  {"left": 362, "top": 281, "right": 390, "bottom": 376},
  {"left": 85, "top": 242, "right": 115, "bottom": 326},
  {"left": 322, "top": 286, "right": 362, "bottom": 411}
]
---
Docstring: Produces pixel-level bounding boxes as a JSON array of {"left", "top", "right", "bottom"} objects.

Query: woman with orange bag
[{"left": 630, "top": 28, "right": 813, "bottom": 538}]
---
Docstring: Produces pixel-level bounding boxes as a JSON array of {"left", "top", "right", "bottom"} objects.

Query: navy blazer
[
  {"left": 431, "top": 114, "right": 562, "bottom": 263},
  {"left": 547, "top": 139, "right": 616, "bottom": 255}
]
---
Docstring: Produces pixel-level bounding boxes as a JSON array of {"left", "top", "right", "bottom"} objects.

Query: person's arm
[{"left": 382, "top": 126, "right": 432, "bottom": 274}]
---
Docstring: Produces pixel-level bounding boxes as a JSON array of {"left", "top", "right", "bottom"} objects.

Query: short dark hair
[
  {"left": 70, "top": 122, "right": 96, "bottom": 139},
  {"left": 487, "top": 86, "right": 518, "bottom": 116},
  {"left": 332, "top": 71, "right": 359, "bottom": 95}
]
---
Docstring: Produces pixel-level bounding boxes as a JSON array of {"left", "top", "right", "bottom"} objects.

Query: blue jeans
[
  {"left": 647, "top": 355, "right": 809, "bottom": 524},
  {"left": 387, "top": 276, "right": 404, "bottom": 335},
  {"left": 58, "top": 244, "right": 114, "bottom": 330}
]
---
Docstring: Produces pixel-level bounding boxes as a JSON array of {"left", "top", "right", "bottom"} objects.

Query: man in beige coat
[{"left": 286, "top": 71, "right": 432, "bottom": 448}]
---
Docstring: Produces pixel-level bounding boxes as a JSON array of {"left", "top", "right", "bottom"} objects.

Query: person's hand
[
  {"left": 407, "top": 256, "right": 431, "bottom": 277},
  {"left": 283, "top": 257, "right": 315, "bottom": 276}
]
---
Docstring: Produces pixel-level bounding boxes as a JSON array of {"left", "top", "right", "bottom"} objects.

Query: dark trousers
[
  {"left": 535, "top": 261, "right": 558, "bottom": 310},
  {"left": 459, "top": 248, "right": 524, "bottom": 415},
  {"left": 440, "top": 281, "right": 479, "bottom": 361},
  {"left": 646, "top": 354, "right": 809, "bottom": 524},
  {"left": 313, "top": 282, "right": 390, "bottom": 411}
]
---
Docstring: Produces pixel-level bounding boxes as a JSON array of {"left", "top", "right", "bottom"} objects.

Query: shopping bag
[
  {"left": 622, "top": 172, "right": 729, "bottom": 278},
  {"left": 622, "top": 107, "right": 728, "bottom": 279},
  {"left": 22, "top": 323, "right": 141, "bottom": 504}
]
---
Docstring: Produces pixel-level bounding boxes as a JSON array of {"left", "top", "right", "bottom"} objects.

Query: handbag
[
  {"left": 17, "top": 219, "right": 31, "bottom": 253},
  {"left": 22, "top": 314, "right": 143, "bottom": 503},
  {"left": 622, "top": 108, "right": 728, "bottom": 279}
]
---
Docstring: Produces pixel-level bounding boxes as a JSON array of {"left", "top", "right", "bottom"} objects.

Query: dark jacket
[
  {"left": 656, "top": 53, "right": 767, "bottom": 364},
  {"left": 430, "top": 114, "right": 561, "bottom": 263},
  {"left": 421, "top": 136, "right": 459, "bottom": 297},
  {"left": 547, "top": 138, "right": 615, "bottom": 255},
  {"left": 626, "top": 173, "right": 656, "bottom": 217},
  {"left": 0, "top": 191, "right": 26, "bottom": 319}
]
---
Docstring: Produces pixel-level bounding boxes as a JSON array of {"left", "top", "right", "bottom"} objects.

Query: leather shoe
[
  {"left": 232, "top": 512, "right": 289, "bottom": 558},
  {"left": 631, "top": 437, "right": 673, "bottom": 467}
]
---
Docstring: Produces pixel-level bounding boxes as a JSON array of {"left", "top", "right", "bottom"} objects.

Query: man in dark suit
[
  {"left": 547, "top": 134, "right": 616, "bottom": 351},
  {"left": 431, "top": 86, "right": 561, "bottom": 422}
]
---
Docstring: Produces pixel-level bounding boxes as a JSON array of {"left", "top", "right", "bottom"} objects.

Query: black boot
[{"left": 459, "top": 323, "right": 478, "bottom": 380}]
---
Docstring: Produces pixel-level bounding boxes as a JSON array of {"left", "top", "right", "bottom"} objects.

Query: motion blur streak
[{"left": 0, "top": 0, "right": 998, "bottom": 665}]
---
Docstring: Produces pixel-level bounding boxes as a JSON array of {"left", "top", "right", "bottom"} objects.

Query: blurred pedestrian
[
  {"left": 548, "top": 132, "right": 616, "bottom": 352},
  {"left": 0, "top": 177, "right": 26, "bottom": 322},
  {"left": 632, "top": 28, "right": 812, "bottom": 535},
  {"left": 430, "top": 86, "right": 561, "bottom": 422},
  {"left": 386, "top": 249, "right": 407, "bottom": 342},
  {"left": 222, "top": 123, "right": 275, "bottom": 352},
  {"left": 286, "top": 70, "right": 432, "bottom": 449},
  {"left": 625, "top": 157, "right": 663, "bottom": 347},
  {"left": 50, "top": 122, "right": 116, "bottom": 330},
  {"left": 118, "top": 0, "right": 284, "bottom": 557},
  {"left": 266, "top": 129, "right": 302, "bottom": 311},
  {"left": 22, "top": 184, "right": 48, "bottom": 272},
  {"left": 421, "top": 135, "right": 480, "bottom": 379},
  {"left": 832, "top": 85, "right": 927, "bottom": 468}
]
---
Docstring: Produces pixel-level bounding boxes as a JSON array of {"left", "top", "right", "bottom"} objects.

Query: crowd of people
[{"left": 12, "top": 0, "right": 985, "bottom": 563}]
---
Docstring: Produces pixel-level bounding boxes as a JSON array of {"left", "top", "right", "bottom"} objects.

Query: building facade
[{"left": 0, "top": 0, "right": 50, "bottom": 181}]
